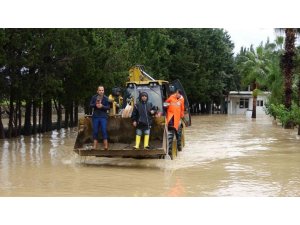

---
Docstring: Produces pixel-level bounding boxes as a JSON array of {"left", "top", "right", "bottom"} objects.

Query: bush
[
  {"left": 290, "top": 104, "right": 300, "bottom": 125},
  {"left": 264, "top": 102, "right": 277, "bottom": 120},
  {"left": 265, "top": 103, "right": 290, "bottom": 126},
  {"left": 265, "top": 102, "right": 300, "bottom": 127}
]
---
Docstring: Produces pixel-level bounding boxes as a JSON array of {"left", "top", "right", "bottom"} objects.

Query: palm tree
[
  {"left": 266, "top": 36, "right": 284, "bottom": 105},
  {"left": 281, "top": 29, "right": 296, "bottom": 111},
  {"left": 275, "top": 28, "right": 300, "bottom": 128},
  {"left": 293, "top": 46, "right": 300, "bottom": 134},
  {"left": 237, "top": 44, "right": 272, "bottom": 118}
]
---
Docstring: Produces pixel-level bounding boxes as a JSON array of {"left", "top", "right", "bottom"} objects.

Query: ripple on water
[{"left": 1, "top": 114, "right": 300, "bottom": 196}]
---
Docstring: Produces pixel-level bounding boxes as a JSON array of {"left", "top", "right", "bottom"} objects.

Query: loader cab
[
  {"left": 124, "top": 81, "right": 170, "bottom": 116},
  {"left": 123, "top": 80, "right": 191, "bottom": 124}
]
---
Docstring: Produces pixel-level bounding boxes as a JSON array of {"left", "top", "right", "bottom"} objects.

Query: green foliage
[
  {"left": 290, "top": 103, "right": 300, "bottom": 125},
  {"left": 264, "top": 102, "right": 277, "bottom": 119},
  {"left": 235, "top": 36, "right": 293, "bottom": 109},
  {"left": 167, "top": 28, "right": 236, "bottom": 103},
  {"left": 252, "top": 88, "right": 259, "bottom": 97},
  {"left": 236, "top": 42, "right": 276, "bottom": 90},
  {"left": 0, "top": 28, "right": 237, "bottom": 111},
  {"left": 267, "top": 103, "right": 291, "bottom": 126},
  {"left": 265, "top": 102, "right": 300, "bottom": 126}
]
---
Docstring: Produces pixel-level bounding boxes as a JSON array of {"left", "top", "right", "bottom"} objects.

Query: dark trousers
[{"left": 168, "top": 118, "right": 182, "bottom": 153}]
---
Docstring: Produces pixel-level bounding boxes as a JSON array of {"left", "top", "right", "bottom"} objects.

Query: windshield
[{"left": 125, "top": 84, "right": 163, "bottom": 114}]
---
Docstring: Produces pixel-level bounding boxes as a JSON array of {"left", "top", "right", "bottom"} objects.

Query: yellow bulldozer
[{"left": 73, "top": 65, "right": 191, "bottom": 160}]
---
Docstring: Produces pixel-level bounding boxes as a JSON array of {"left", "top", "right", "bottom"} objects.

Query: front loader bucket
[
  {"left": 74, "top": 115, "right": 167, "bottom": 158},
  {"left": 74, "top": 115, "right": 135, "bottom": 148}
]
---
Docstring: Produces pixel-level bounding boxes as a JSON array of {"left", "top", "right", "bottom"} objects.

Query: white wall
[{"left": 228, "top": 94, "right": 268, "bottom": 115}]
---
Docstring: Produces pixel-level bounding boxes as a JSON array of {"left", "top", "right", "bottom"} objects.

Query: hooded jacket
[{"left": 131, "top": 92, "right": 156, "bottom": 129}]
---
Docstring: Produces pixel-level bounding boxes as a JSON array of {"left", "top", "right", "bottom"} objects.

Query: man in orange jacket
[{"left": 164, "top": 89, "right": 185, "bottom": 155}]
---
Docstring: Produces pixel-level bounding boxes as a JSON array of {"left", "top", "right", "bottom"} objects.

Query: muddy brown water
[{"left": 1, "top": 114, "right": 300, "bottom": 196}]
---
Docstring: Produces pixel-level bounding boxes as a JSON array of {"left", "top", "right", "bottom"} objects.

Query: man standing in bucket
[
  {"left": 164, "top": 89, "right": 185, "bottom": 154},
  {"left": 90, "top": 85, "right": 110, "bottom": 150}
]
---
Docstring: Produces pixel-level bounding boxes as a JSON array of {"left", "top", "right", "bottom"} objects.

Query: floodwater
[{"left": 1, "top": 114, "right": 300, "bottom": 197}]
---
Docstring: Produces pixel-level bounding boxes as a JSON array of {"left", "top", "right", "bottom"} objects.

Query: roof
[{"left": 229, "top": 91, "right": 271, "bottom": 96}]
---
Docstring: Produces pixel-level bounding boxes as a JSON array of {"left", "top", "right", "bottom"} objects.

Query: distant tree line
[{"left": 0, "top": 28, "right": 238, "bottom": 139}]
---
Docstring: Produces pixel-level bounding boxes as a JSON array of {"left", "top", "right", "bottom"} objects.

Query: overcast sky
[
  {"left": 0, "top": 2, "right": 292, "bottom": 58},
  {"left": 224, "top": 28, "right": 278, "bottom": 54}
]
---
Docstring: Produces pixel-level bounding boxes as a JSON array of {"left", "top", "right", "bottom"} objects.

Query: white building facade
[{"left": 227, "top": 91, "right": 270, "bottom": 115}]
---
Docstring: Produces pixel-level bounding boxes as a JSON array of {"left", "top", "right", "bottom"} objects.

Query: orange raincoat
[{"left": 165, "top": 94, "right": 185, "bottom": 131}]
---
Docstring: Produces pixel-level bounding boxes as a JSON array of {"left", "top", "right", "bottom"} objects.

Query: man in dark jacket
[
  {"left": 131, "top": 92, "right": 157, "bottom": 149},
  {"left": 90, "top": 85, "right": 110, "bottom": 150}
]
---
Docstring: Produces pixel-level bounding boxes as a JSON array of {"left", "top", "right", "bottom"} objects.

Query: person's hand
[{"left": 133, "top": 121, "right": 137, "bottom": 127}]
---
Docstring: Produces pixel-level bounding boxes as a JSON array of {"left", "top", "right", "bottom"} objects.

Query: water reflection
[{"left": 1, "top": 114, "right": 300, "bottom": 196}]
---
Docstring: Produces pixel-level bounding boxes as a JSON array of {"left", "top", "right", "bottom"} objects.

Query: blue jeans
[
  {"left": 136, "top": 128, "right": 150, "bottom": 136},
  {"left": 92, "top": 117, "right": 108, "bottom": 140}
]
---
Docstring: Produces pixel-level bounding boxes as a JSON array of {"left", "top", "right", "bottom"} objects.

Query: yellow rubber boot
[
  {"left": 144, "top": 135, "right": 150, "bottom": 149},
  {"left": 134, "top": 135, "right": 141, "bottom": 149}
]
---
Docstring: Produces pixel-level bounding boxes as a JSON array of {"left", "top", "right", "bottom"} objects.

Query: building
[{"left": 227, "top": 91, "right": 270, "bottom": 115}]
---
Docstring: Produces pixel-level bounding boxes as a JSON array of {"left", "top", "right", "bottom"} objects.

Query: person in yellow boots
[{"left": 131, "top": 92, "right": 157, "bottom": 149}]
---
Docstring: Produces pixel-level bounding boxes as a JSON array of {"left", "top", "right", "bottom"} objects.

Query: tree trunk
[
  {"left": 32, "top": 100, "right": 37, "bottom": 134},
  {"left": 7, "top": 91, "right": 15, "bottom": 138},
  {"left": 13, "top": 100, "right": 18, "bottom": 135},
  {"left": 298, "top": 77, "right": 300, "bottom": 135},
  {"left": 200, "top": 103, "right": 206, "bottom": 114},
  {"left": 24, "top": 99, "right": 32, "bottom": 136},
  {"left": 207, "top": 102, "right": 212, "bottom": 114},
  {"left": 283, "top": 28, "right": 295, "bottom": 111},
  {"left": 251, "top": 82, "right": 257, "bottom": 119},
  {"left": 74, "top": 100, "right": 79, "bottom": 127},
  {"left": 42, "top": 100, "right": 52, "bottom": 132},
  {"left": 251, "top": 96, "right": 257, "bottom": 119},
  {"left": 54, "top": 100, "right": 62, "bottom": 130},
  {"left": 17, "top": 99, "right": 22, "bottom": 136},
  {"left": 38, "top": 100, "right": 42, "bottom": 132},
  {"left": 47, "top": 100, "right": 52, "bottom": 131},
  {"left": 69, "top": 101, "right": 74, "bottom": 127},
  {"left": 0, "top": 106, "right": 5, "bottom": 139},
  {"left": 64, "top": 106, "right": 69, "bottom": 128},
  {"left": 42, "top": 101, "right": 46, "bottom": 133},
  {"left": 282, "top": 28, "right": 295, "bottom": 128}
]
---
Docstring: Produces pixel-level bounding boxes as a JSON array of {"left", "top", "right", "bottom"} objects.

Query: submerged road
[{"left": 1, "top": 114, "right": 300, "bottom": 196}]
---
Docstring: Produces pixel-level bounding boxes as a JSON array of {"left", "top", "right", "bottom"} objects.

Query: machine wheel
[
  {"left": 181, "top": 126, "right": 185, "bottom": 148},
  {"left": 163, "top": 125, "right": 169, "bottom": 159},
  {"left": 169, "top": 139, "right": 177, "bottom": 160}
]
